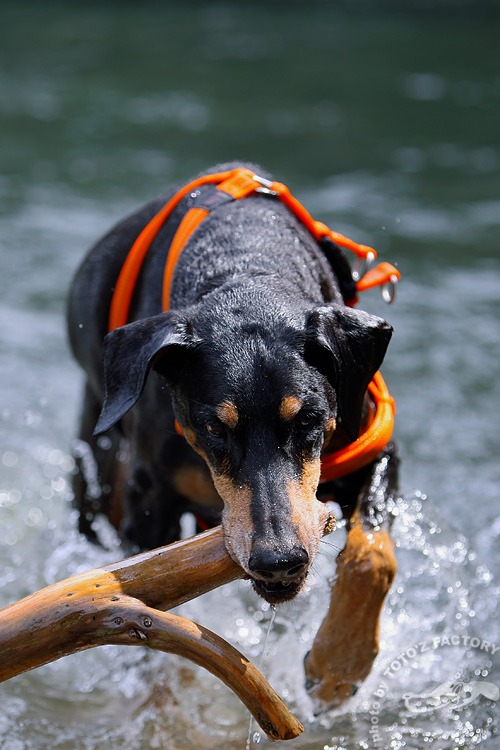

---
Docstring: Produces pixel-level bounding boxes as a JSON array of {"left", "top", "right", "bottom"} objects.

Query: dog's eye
[
  {"left": 296, "top": 411, "right": 321, "bottom": 430},
  {"left": 206, "top": 422, "right": 225, "bottom": 439}
]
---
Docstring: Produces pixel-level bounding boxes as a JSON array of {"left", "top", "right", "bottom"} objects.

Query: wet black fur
[{"left": 68, "top": 162, "right": 398, "bottom": 562}]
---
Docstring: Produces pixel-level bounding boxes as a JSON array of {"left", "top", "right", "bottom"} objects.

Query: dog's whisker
[{"left": 319, "top": 539, "right": 342, "bottom": 553}]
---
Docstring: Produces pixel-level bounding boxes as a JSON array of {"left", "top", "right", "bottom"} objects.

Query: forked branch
[{"left": 0, "top": 527, "right": 303, "bottom": 742}]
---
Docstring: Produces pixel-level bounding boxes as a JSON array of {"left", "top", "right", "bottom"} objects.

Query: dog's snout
[{"left": 248, "top": 544, "right": 309, "bottom": 581}]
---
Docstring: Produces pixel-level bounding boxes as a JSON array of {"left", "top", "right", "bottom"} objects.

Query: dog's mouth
[{"left": 251, "top": 574, "right": 307, "bottom": 604}]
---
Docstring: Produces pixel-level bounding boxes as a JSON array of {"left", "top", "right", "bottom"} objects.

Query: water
[
  {"left": 1, "top": 3, "right": 499, "bottom": 748},
  {"left": 246, "top": 605, "right": 277, "bottom": 750}
]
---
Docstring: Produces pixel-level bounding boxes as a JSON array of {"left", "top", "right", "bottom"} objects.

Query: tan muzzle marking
[
  {"left": 209, "top": 473, "right": 254, "bottom": 569},
  {"left": 288, "top": 457, "right": 329, "bottom": 559}
]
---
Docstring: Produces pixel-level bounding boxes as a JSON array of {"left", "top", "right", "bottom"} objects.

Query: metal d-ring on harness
[
  {"left": 108, "top": 168, "right": 400, "bottom": 484},
  {"left": 352, "top": 251, "right": 399, "bottom": 305}
]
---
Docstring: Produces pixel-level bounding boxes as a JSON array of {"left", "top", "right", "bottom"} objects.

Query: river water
[{"left": 1, "top": 4, "right": 499, "bottom": 749}]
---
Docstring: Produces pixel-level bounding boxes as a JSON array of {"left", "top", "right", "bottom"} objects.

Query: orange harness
[{"left": 108, "top": 168, "right": 399, "bottom": 483}]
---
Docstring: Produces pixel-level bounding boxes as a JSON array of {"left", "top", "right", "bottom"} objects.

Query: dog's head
[{"left": 95, "top": 291, "right": 392, "bottom": 603}]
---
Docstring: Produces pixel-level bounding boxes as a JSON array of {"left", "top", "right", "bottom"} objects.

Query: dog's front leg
[
  {"left": 72, "top": 381, "right": 126, "bottom": 542},
  {"left": 305, "top": 443, "right": 399, "bottom": 710}
]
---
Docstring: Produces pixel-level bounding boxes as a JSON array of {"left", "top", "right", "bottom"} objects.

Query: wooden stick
[
  {"left": 103, "top": 602, "right": 303, "bottom": 742},
  {"left": 0, "top": 526, "right": 303, "bottom": 741}
]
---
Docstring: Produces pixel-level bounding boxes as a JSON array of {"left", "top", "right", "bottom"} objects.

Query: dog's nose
[{"left": 248, "top": 544, "right": 309, "bottom": 581}]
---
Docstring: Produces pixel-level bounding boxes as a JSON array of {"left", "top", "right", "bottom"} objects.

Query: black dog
[{"left": 68, "top": 163, "right": 398, "bottom": 626}]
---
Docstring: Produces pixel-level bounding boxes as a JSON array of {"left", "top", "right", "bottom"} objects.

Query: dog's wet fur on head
[{"left": 69, "top": 162, "right": 393, "bottom": 603}]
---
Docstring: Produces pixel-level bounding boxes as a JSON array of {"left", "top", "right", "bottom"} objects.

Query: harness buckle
[{"left": 252, "top": 174, "right": 279, "bottom": 196}]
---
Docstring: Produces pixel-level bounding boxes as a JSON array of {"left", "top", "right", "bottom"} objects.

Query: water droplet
[{"left": 2, "top": 451, "right": 18, "bottom": 467}]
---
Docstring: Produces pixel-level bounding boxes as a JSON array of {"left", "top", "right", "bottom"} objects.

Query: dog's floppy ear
[
  {"left": 305, "top": 304, "right": 393, "bottom": 442},
  {"left": 94, "top": 312, "right": 199, "bottom": 435}
]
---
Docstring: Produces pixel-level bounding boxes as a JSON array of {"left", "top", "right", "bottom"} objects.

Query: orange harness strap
[
  {"left": 319, "top": 372, "right": 395, "bottom": 482},
  {"left": 162, "top": 170, "right": 259, "bottom": 310},
  {"left": 108, "top": 167, "right": 398, "bottom": 482},
  {"left": 109, "top": 169, "right": 262, "bottom": 330}
]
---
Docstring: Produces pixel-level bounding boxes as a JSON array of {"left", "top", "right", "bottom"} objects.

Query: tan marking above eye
[
  {"left": 279, "top": 396, "right": 303, "bottom": 423},
  {"left": 215, "top": 400, "right": 239, "bottom": 429}
]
